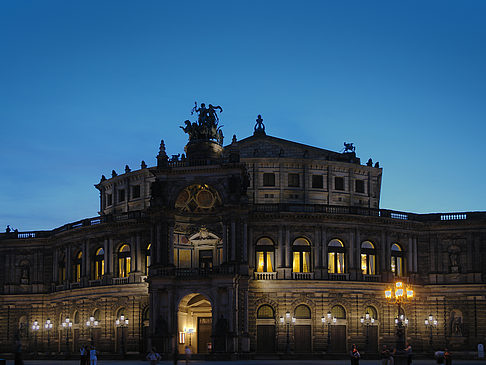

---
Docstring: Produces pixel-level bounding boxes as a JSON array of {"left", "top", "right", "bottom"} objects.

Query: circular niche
[{"left": 175, "top": 184, "right": 221, "bottom": 212}]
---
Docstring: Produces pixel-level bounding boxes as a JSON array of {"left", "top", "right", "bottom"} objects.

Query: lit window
[
  {"left": 328, "top": 239, "right": 345, "bottom": 274},
  {"left": 255, "top": 237, "right": 275, "bottom": 273},
  {"left": 73, "top": 251, "right": 82, "bottom": 282},
  {"left": 361, "top": 241, "right": 376, "bottom": 275},
  {"left": 118, "top": 244, "right": 131, "bottom": 278},
  {"left": 391, "top": 243, "right": 404, "bottom": 276},
  {"left": 94, "top": 247, "right": 104, "bottom": 280},
  {"left": 292, "top": 238, "right": 311, "bottom": 273},
  {"left": 144, "top": 243, "right": 151, "bottom": 274}
]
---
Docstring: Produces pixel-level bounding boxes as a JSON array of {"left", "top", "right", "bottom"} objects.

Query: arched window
[
  {"left": 93, "top": 309, "right": 101, "bottom": 322},
  {"left": 294, "top": 304, "right": 311, "bottom": 319},
  {"left": 74, "top": 311, "right": 80, "bottom": 324},
  {"left": 94, "top": 247, "right": 104, "bottom": 280},
  {"left": 391, "top": 243, "right": 404, "bottom": 277},
  {"left": 118, "top": 244, "right": 131, "bottom": 278},
  {"left": 331, "top": 305, "right": 346, "bottom": 319},
  {"left": 144, "top": 243, "right": 151, "bottom": 274},
  {"left": 328, "top": 239, "right": 345, "bottom": 274},
  {"left": 292, "top": 238, "right": 311, "bottom": 273},
  {"left": 255, "top": 238, "right": 275, "bottom": 273},
  {"left": 361, "top": 241, "right": 376, "bottom": 275},
  {"left": 58, "top": 254, "right": 66, "bottom": 283},
  {"left": 73, "top": 251, "right": 82, "bottom": 282},
  {"left": 257, "top": 305, "right": 275, "bottom": 319}
]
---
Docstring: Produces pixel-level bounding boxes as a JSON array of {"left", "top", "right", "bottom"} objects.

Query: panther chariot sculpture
[{"left": 180, "top": 102, "right": 224, "bottom": 145}]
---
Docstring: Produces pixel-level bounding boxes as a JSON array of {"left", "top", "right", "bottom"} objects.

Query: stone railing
[
  {"left": 363, "top": 274, "right": 381, "bottom": 282},
  {"left": 329, "top": 273, "right": 349, "bottom": 281},
  {"left": 254, "top": 272, "right": 277, "bottom": 280},
  {"left": 292, "top": 272, "right": 315, "bottom": 280}
]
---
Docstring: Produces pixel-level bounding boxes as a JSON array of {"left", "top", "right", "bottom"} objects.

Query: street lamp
[
  {"left": 360, "top": 312, "right": 375, "bottom": 351},
  {"left": 32, "top": 320, "right": 40, "bottom": 354},
  {"left": 44, "top": 319, "right": 53, "bottom": 354},
  {"left": 115, "top": 315, "right": 129, "bottom": 356},
  {"left": 186, "top": 328, "right": 195, "bottom": 347},
  {"left": 385, "top": 281, "right": 414, "bottom": 352},
  {"left": 61, "top": 318, "right": 72, "bottom": 355},
  {"left": 86, "top": 316, "right": 99, "bottom": 342},
  {"left": 424, "top": 314, "right": 438, "bottom": 347},
  {"left": 321, "top": 311, "right": 336, "bottom": 351},
  {"left": 279, "top": 311, "right": 295, "bottom": 353}
]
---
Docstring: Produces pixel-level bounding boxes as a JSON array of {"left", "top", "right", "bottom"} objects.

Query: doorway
[{"left": 178, "top": 293, "right": 212, "bottom": 354}]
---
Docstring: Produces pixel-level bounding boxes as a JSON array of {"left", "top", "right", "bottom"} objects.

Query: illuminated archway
[{"left": 177, "top": 293, "right": 212, "bottom": 354}]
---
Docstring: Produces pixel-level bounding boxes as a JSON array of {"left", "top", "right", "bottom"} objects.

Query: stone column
[
  {"left": 242, "top": 222, "right": 248, "bottom": 263},
  {"left": 168, "top": 224, "right": 174, "bottom": 265},
  {"left": 231, "top": 220, "right": 236, "bottom": 261},
  {"left": 407, "top": 237, "right": 413, "bottom": 273},
  {"left": 222, "top": 222, "right": 228, "bottom": 264},
  {"left": 380, "top": 231, "right": 386, "bottom": 273},
  {"left": 53, "top": 249, "right": 59, "bottom": 283},
  {"left": 84, "top": 240, "right": 91, "bottom": 279},
  {"left": 248, "top": 227, "right": 254, "bottom": 268},
  {"left": 135, "top": 235, "right": 142, "bottom": 272},
  {"left": 278, "top": 225, "right": 284, "bottom": 268},
  {"left": 65, "top": 247, "right": 71, "bottom": 282},
  {"left": 285, "top": 227, "right": 291, "bottom": 268},
  {"left": 413, "top": 237, "right": 418, "bottom": 273},
  {"left": 314, "top": 227, "right": 321, "bottom": 268},
  {"left": 321, "top": 227, "right": 328, "bottom": 272}
]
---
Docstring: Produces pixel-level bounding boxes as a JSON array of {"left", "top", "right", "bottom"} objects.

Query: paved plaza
[{"left": 2, "top": 360, "right": 486, "bottom": 365}]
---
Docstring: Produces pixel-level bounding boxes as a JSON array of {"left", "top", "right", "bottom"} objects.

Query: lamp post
[
  {"left": 86, "top": 316, "right": 99, "bottom": 343},
  {"left": 385, "top": 281, "right": 413, "bottom": 352},
  {"left": 32, "top": 320, "right": 40, "bottom": 354},
  {"left": 61, "top": 318, "right": 72, "bottom": 355},
  {"left": 115, "top": 315, "right": 129, "bottom": 356},
  {"left": 424, "top": 314, "right": 438, "bottom": 347},
  {"left": 187, "top": 328, "right": 195, "bottom": 347},
  {"left": 279, "top": 311, "right": 295, "bottom": 353},
  {"left": 321, "top": 311, "right": 336, "bottom": 351},
  {"left": 44, "top": 318, "right": 53, "bottom": 354},
  {"left": 360, "top": 312, "right": 375, "bottom": 351}
]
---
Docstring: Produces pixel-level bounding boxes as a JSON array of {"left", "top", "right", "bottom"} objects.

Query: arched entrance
[{"left": 178, "top": 293, "right": 212, "bottom": 354}]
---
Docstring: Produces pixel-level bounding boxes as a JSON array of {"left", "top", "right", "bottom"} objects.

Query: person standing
[
  {"left": 405, "top": 343, "right": 413, "bottom": 365},
  {"left": 444, "top": 348, "right": 452, "bottom": 365},
  {"left": 350, "top": 344, "right": 360, "bottom": 365},
  {"left": 184, "top": 345, "right": 192, "bottom": 365},
  {"left": 89, "top": 345, "right": 98, "bottom": 365},
  {"left": 80, "top": 345, "right": 88, "bottom": 365},
  {"left": 381, "top": 345, "right": 390, "bottom": 365}
]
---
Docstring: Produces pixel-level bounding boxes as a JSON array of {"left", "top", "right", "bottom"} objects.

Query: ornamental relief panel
[{"left": 175, "top": 184, "right": 222, "bottom": 213}]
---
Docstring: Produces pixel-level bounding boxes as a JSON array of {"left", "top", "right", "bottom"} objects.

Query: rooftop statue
[
  {"left": 343, "top": 142, "right": 356, "bottom": 153},
  {"left": 180, "top": 102, "right": 224, "bottom": 145}
]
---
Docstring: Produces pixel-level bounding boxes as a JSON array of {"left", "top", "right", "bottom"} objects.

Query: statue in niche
[
  {"left": 20, "top": 263, "right": 30, "bottom": 284},
  {"left": 448, "top": 245, "right": 460, "bottom": 272},
  {"left": 450, "top": 310, "right": 464, "bottom": 337}
]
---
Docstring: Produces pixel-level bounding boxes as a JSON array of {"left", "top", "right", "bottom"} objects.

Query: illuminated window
[
  {"left": 328, "top": 239, "right": 345, "bottom": 274},
  {"left": 391, "top": 243, "right": 404, "bottom": 276},
  {"left": 255, "top": 237, "right": 274, "bottom": 273},
  {"left": 73, "top": 251, "right": 82, "bottom": 282},
  {"left": 257, "top": 305, "right": 274, "bottom": 319},
  {"left": 292, "top": 238, "right": 311, "bottom": 273},
  {"left": 94, "top": 247, "right": 104, "bottom": 280},
  {"left": 144, "top": 243, "right": 151, "bottom": 274},
  {"left": 361, "top": 241, "right": 376, "bottom": 275},
  {"left": 118, "top": 244, "right": 131, "bottom": 278}
]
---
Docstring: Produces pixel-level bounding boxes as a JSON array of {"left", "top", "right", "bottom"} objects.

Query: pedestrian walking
[
  {"left": 89, "top": 345, "right": 98, "bottom": 365},
  {"left": 146, "top": 348, "right": 161, "bottom": 365},
  {"left": 350, "top": 344, "right": 360, "bottom": 365},
  {"left": 405, "top": 343, "right": 413, "bottom": 365},
  {"left": 14, "top": 339, "right": 24, "bottom": 365},
  {"left": 184, "top": 345, "right": 192, "bottom": 365},
  {"left": 381, "top": 345, "right": 390, "bottom": 365},
  {"left": 80, "top": 344, "right": 88, "bottom": 365},
  {"left": 435, "top": 350, "right": 445, "bottom": 364}
]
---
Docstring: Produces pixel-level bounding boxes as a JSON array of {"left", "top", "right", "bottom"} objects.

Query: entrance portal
[{"left": 178, "top": 293, "right": 212, "bottom": 354}]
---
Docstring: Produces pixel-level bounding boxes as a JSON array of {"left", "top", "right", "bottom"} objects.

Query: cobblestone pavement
[{"left": 3, "top": 359, "right": 485, "bottom": 365}]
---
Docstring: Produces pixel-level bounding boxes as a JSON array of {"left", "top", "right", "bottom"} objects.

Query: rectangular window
[
  {"left": 312, "top": 175, "right": 323, "bottom": 189},
  {"left": 355, "top": 180, "right": 365, "bottom": 193},
  {"left": 131, "top": 185, "right": 141, "bottom": 199},
  {"left": 293, "top": 252, "right": 300, "bottom": 272},
  {"left": 263, "top": 173, "right": 276, "bottom": 186},
  {"left": 335, "top": 177, "right": 344, "bottom": 191},
  {"left": 118, "top": 189, "right": 126, "bottom": 202},
  {"left": 288, "top": 173, "right": 300, "bottom": 187},
  {"left": 106, "top": 193, "right": 112, "bottom": 206}
]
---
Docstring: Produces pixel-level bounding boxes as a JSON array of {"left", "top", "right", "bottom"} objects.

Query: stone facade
[{"left": 0, "top": 118, "right": 485, "bottom": 357}]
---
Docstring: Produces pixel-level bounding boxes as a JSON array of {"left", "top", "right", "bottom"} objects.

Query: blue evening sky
[{"left": 1, "top": 1, "right": 485, "bottom": 230}]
